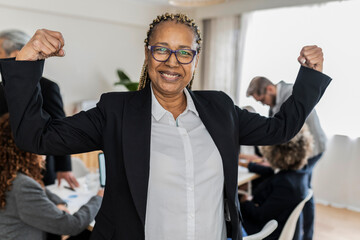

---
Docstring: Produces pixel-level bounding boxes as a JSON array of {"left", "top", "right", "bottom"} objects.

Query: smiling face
[{"left": 145, "top": 20, "right": 199, "bottom": 98}]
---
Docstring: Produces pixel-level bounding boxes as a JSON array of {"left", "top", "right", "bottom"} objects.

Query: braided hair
[{"left": 138, "top": 13, "right": 202, "bottom": 90}]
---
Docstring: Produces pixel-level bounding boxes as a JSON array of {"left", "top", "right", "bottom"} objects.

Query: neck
[{"left": 153, "top": 88, "right": 187, "bottom": 120}]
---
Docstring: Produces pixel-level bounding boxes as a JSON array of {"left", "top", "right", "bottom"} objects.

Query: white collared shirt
[{"left": 145, "top": 85, "right": 226, "bottom": 240}]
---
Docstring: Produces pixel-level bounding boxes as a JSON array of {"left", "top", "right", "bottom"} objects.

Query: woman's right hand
[
  {"left": 97, "top": 189, "right": 105, "bottom": 197},
  {"left": 56, "top": 204, "right": 70, "bottom": 214},
  {"left": 238, "top": 159, "right": 249, "bottom": 168},
  {"left": 16, "top": 29, "right": 65, "bottom": 61}
]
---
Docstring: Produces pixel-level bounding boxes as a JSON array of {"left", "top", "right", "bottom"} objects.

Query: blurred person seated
[
  {"left": 240, "top": 125, "right": 313, "bottom": 240},
  {"left": 0, "top": 113, "right": 103, "bottom": 240},
  {"left": 238, "top": 106, "right": 264, "bottom": 165},
  {"left": 238, "top": 106, "right": 269, "bottom": 193}
]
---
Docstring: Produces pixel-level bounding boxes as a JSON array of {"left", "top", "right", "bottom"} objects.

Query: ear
[
  {"left": 267, "top": 85, "right": 276, "bottom": 94},
  {"left": 9, "top": 50, "right": 20, "bottom": 58}
]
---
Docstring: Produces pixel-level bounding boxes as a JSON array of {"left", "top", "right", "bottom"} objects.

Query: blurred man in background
[{"left": 247, "top": 76, "right": 327, "bottom": 240}]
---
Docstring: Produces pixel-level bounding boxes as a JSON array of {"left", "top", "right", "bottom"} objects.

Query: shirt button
[
  {"left": 190, "top": 214, "right": 194, "bottom": 219},
  {"left": 188, "top": 186, "right": 193, "bottom": 191}
]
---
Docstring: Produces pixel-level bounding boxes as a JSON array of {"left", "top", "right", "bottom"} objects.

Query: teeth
[{"left": 161, "top": 72, "right": 179, "bottom": 78}]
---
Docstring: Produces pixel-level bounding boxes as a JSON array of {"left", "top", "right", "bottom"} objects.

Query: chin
[{"left": 155, "top": 81, "right": 185, "bottom": 95}]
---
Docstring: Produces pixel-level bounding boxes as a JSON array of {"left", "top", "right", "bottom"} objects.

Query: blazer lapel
[
  {"left": 189, "top": 90, "right": 238, "bottom": 201},
  {"left": 122, "top": 84, "right": 152, "bottom": 226}
]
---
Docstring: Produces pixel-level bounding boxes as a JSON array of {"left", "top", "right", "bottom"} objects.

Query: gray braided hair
[{"left": 0, "top": 30, "right": 30, "bottom": 56}]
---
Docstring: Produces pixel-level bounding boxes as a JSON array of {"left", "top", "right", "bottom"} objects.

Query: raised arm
[
  {"left": 15, "top": 29, "right": 65, "bottom": 61},
  {"left": 237, "top": 46, "right": 331, "bottom": 146},
  {"left": 40, "top": 79, "right": 79, "bottom": 188},
  {"left": 0, "top": 29, "right": 105, "bottom": 155}
]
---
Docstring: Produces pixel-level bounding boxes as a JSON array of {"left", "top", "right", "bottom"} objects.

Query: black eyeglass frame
[{"left": 147, "top": 45, "right": 197, "bottom": 65}]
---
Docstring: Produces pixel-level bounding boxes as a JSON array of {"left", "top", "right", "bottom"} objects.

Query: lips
[{"left": 159, "top": 71, "right": 182, "bottom": 81}]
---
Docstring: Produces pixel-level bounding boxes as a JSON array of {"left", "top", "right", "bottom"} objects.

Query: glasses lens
[
  {"left": 176, "top": 49, "right": 195, "bottom": 64},
  {"left": 150, "top": 46, "right": 196, "bottom": 64},
  {"left": 152, "top": 46, "right": 170, "bottom": 61}
]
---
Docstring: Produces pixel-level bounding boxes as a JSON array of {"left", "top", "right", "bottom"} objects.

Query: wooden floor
[{"left": 314, "top": 204, "right": 360, "bottom": 240}]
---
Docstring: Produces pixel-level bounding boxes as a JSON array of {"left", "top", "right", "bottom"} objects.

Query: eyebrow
[{"left": 153, "top": 42, "right": 193, "bottom": 49}]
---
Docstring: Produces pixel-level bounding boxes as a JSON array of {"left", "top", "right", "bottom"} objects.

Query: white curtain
[
  {"left": 313, "top": 135, "right": 360, "bottom": 212},
  {"left": 201, "top": 15, "right": 241, "bottom": 100}
]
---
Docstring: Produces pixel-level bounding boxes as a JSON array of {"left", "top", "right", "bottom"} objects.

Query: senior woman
[
  {"left": 0, "top": 113, "right": 103, "bottom": 240},
  {"left": 0, "top": 13, "right": 331, "bottom": 240}
]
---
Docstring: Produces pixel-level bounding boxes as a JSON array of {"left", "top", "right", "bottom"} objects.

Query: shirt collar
[{"left": 151, "top": 83, "right": 199, "bottom": 121}]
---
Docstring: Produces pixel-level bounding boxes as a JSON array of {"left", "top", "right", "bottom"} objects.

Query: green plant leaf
[
  {"left": 116, "top": 69, "right": 130, "bottom": 82},
  {"left": 115, "top": 69, "right": 139, "bottom": 91},
  {"left": 125, "top": 82, "right": 139, "bottom": 91}
]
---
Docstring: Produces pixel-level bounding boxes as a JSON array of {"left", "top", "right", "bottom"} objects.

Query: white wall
[
  {"left": 194, "top": 0, "right": 343, "bottom": 19},
  {"left": 0, "top": 1, "right": 188, "bottom": 113},
  {"left": 0, "top": 0, "right": 341, "bottom": 113}
]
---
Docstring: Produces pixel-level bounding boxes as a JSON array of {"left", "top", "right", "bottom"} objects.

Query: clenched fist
[
  {"left": 298, "top": 45, "right": 324, "bottom": 72},
  {"left": 16, "top": 29, "right": 65, "bottom": 61}
]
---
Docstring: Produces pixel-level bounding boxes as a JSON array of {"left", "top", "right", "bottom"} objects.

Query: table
[
  {"left": 48, "top": 168, "right": 258, "bottom": 233},
  {"left": 46, "top": 173, "right": 101, "bottom": 230},
  {"left": 238, "top": 166, "right": 259, "bottom": 195}
]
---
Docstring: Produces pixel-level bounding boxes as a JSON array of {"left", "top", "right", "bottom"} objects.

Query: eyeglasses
[{"left": 148, "top": 45, "right": 197, "bottom": 64}]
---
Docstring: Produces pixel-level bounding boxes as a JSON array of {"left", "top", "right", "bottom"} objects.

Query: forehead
[{"left": 149, "top": 21, "right": 196, "bottom": 48}]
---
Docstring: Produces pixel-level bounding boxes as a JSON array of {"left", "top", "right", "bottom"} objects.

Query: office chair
[
  {"left": 279, "top": 189, "right": 313, "bottom": 240},
  {"left": 71, "top": 157, "right": 90, "bottom": 178},
  {"left": 243, "top": 219, "right": 278, "bottom": 240}
]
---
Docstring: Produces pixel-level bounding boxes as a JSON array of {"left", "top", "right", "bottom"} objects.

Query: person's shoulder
[
  {"left": 39, "top": 77, "right": 60, "bottom": 93},
  {"left": 96, "top": 90, "right": 147, "bottom": 112},
  {"left": 278, "top": 81, "right": 293, "bottom": 89},
  {"left": 273, "top": 170, "right": 307, "bottom": 187},
  {"left": 12, "top": 173, "right": 42, "bottom": 192},
  {"left": 99, "top": 90, "right": 140, "bottom": 102},
  {"left": 192, "top": 89, "right": 227, "bottom": 96},
  {"left": 192, "top": 90, "right": 234, "bottom": 104},
  {"left": 40, "top": 77, "right": 57, "bottom": 86}
]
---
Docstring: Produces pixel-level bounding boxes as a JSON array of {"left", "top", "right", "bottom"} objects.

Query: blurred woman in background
[
  {"left": 240, "top": 125, "right": 314, "bottom": 239},
  {"left": 0, "top": 113, "right": 103, "bottom": 240}
]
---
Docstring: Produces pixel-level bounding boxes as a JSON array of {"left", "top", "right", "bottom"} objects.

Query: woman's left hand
[{"left": 298, "top": 45, "right": 324, "bottom": 72}]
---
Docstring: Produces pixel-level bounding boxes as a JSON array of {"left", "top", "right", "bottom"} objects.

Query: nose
[{"left": 165, "top": 52, "right": 179, "bottom": 67}]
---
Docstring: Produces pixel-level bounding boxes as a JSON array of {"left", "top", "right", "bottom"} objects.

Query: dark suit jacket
[
  {"left": 0, "top": 59, "right": 331, "bottom": 240},
  {"left": 0, "top": 77, "right": 71, "bottom": 185},
  {"left": 241, "top": 167, "right": 309, "bottom": 240}
]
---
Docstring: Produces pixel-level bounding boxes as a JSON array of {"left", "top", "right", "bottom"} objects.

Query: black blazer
[
  {"left": 242, "top": 164, "right": 309, "bottom": 239},
  {"left": 0, "top": 77, "right": 71, "bottom": 185},
  {"left": 0, "top": 59, "right": 331, "bottom": 240}
]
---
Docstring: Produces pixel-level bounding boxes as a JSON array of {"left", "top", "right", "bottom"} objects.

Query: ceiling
[{"left": 131, "top": 0, "right": 235, "bottom": 6}]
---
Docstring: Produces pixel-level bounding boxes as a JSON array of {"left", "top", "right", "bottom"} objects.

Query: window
[{"left": 238, "top": 0, "right": 360, "bottom": 138}]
